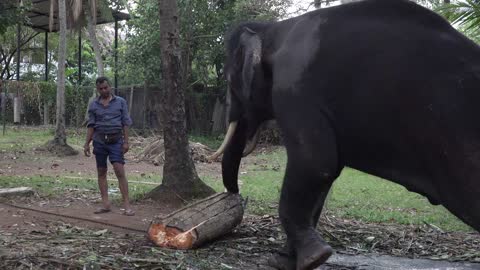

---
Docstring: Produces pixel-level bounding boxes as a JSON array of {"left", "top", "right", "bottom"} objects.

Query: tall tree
[
  {"left": 46, "top": 0, "right": 77, "bottom": 156},
  {"left": 147, "top": 0, "right": 215, "bottom": 202}
]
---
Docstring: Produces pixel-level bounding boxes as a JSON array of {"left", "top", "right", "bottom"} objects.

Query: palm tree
[
  {"left": 47, "top": 0, "right": 109, "bottom": 155},
  {"left": 147, "top": 0, "right": 215, "bottom": 202},
  {"left": 436, "top": 0, "right": 480, "bottom": 43},
  {"left": 45, "top": 0, "right": 78, "bottom": 155}
]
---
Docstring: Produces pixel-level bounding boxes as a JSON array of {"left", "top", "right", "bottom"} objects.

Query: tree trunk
[
  {"left": 148, "top": 192, "right": 244, "bottom": 249},
  {"left": 314, "top": 0, "right": 321, "bottom": 8},
  {"left": 55, "top": 0, "right": 67, "bottom": 144},
  {"left": 147, "top": 0, "right": 214, "bottom": 202},
  {"left": 82, "top": 5, "right": 104, "bottom": 126},
  {"left": 46, "top": 0, "right": 77, "bottom": 156}
]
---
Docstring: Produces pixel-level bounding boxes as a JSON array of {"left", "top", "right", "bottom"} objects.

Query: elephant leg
[
  {"left": 312, "top": 186, "right": 333, "bottom": 227},
  {"left": 275, "top": 109, "right": 339, "bottom": 270},
  {"left": 267, "top": 187, "right": 332, "bottom": 270},
  {"left": 281, "top": 162, "right": 335, "bottom": 270}
]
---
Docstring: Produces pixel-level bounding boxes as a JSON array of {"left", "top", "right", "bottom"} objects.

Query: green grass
[
  {"left": 0, "top": 127, "right": 473, "bottom": 232},
  {"left": 0, "top": 175, "right": 155, "bottom": 202},
  {"left": 0, "top": 126, "right": 85, "bottom": 152},
  {"left": 328, "top": 169, "right": 472, "bottom": 231}
]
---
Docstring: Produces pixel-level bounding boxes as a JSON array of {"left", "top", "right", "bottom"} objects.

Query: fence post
[
  {"left": 2, "top": 81, "right": 7, "bottom": 135},
  {"left": 129, "top": 86, "right": 133, "bottom": 113},
  {"left": 43, "top": 101, "right": 50, "bottom": 125},
  {"left": 143, "top": 84, "right": 147, "bottom": 133},
  {"left": 13, "top": 96, "right": 20, "bottom": 124}
]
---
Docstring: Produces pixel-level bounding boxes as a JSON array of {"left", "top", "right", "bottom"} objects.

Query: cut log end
[
  {"left": 148, "top": 224, "right": 197, "bottom": 249},
  {"left": 148, "top": 192, "right": 245, "bottom": 249}
]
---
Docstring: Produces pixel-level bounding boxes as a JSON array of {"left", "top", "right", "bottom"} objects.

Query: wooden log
[{"left": 148, "top": 192, "right": 244, "bottom": 249}]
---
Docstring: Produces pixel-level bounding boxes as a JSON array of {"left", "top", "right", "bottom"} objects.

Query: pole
[
  {"left": 114, "top": 18, "right": 118, "bottom": 95},
  {"left": 16, "top": 24, "right": 21, "bottom": 81},
  {"left": 2, "top": 81, "right": 7, "bottom": 135},
  {"left": 45, "top": 32, "right": 49, "bottom": 81},
  {"left": 78, "top": 31, "right": 82, "bottom": 84}
]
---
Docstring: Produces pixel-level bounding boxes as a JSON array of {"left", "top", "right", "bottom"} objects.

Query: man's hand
[
  {"left": 122, "top": 142, "right": 129, "bottom": 154},
  {"left": 84, "top": 143, "right": 91, "bottom": 157}
]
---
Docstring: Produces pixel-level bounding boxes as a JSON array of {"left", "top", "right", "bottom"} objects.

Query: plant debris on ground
[{"left": 1, "top": 210, "right": 478, "bottom": 270}]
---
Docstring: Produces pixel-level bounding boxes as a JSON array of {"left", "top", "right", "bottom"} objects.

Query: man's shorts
[{"left": 93, "top": 139, "right": 125, "bottom": 168}]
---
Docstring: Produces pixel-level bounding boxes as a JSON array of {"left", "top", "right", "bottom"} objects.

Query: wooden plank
[{"left": 0, "top": 187, "right": 34, "bottom": 197}]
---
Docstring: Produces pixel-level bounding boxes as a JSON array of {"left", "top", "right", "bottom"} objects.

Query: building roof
[{"left": 2, "top": 0, "right": 130, "bottom": 32}]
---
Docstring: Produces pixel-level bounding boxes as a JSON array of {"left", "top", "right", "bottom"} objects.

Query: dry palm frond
[
  {"left": 89, "top": 0, "right": 97, "bottom": 26},
  {"left": 71, "top": 0, "right": 82, "bottom": 22},
  {"left": 49, "top": 0, "right": 55, "bottom": 32}
]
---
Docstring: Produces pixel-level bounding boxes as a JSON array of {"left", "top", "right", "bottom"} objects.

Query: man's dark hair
[{"left": 96, "top": 76, "right": 110, "bottom": 85}]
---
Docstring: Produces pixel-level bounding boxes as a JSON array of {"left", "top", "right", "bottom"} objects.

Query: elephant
[{"left": 208, "top": 0, "right": 480, "bottom": 269}]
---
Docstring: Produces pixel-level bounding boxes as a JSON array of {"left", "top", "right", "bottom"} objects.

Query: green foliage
[
  {"left": 120, "top": 0, "right": 292, "bottom": 88},
  {"left": 118, "top": 0, "right": 160, "bottom": 85},
  {"left": 436, "top": 0, "right": 480, "bottom": 43},
  {"left": 0, "top": 0, "right": 31, "bottom": 36}
]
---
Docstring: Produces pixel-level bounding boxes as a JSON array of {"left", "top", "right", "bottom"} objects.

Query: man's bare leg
[
  {"left": 96, "top": 167, "right": 111, "bottom": 213},
  {"left": 112, "top": 162, "right": 134, "bottom": 215}
]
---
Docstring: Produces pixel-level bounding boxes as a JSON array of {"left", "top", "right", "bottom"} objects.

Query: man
[{"left": 84, "top": 77, "right": 135, "bottom": 216}]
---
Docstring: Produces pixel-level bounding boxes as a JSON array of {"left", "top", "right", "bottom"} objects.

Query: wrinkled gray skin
[{"left": 219, "top": 0, "right": 480, "bottom": 269}]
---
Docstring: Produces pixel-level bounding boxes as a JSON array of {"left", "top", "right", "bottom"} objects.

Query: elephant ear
[{"left": 239, "top": 27, "right": 262, "bottom": 101}]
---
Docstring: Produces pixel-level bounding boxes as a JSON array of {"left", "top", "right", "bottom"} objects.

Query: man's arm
[
  {"left": 84, "top": 102, "right": 96, "bottom": 157},
  {"left": 122, "top": 126, "right": 129, "bottom": 154},
  {"left": 120, "top": 99, "right": 132, "bottom": 154},
  {"left": 84, "top": 127, "right": 94, "bottom": 156}
]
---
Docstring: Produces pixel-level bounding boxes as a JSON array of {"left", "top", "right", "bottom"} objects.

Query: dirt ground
[{"left": 1, "top": 140, "right": 480, "bottom": 269}]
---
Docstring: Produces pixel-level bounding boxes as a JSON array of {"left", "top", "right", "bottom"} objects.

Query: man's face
[{"left": 96, "top": 81, "right": 111, "bottom": 98}]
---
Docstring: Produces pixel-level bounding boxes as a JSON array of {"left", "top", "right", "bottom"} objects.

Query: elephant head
[{"left": 208, "top": 23, "right": 274, "bottom": 193}]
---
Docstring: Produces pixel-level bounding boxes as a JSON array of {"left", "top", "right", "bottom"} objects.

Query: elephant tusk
[
  {"left": 207, "top": 121, "right": 238, "bottom": 161},
  {"left": 242, "top": 126, "right": 262, "bottom": 157}
]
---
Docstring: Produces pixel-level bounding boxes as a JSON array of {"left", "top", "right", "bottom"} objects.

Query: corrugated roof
[{"left": 1, "top": 0, "right": 130, "bottom": 32}]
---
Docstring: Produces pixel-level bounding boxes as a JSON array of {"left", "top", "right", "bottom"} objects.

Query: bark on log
[{"left": 148, "top": 192, "right": 244, "bottom": 249}]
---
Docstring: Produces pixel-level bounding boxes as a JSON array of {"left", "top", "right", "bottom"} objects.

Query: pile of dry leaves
[{"left": 129, "top": 137, "right": 213, "bottom": 166}]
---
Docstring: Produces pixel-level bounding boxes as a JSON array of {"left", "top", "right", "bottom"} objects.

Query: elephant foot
[
  {"left": 267, "top": 250, "right": 296, "bottom": 270},
  {"left": 295, "top": 232, "right": 333, "bottom": 270}
]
